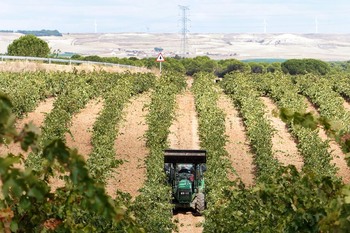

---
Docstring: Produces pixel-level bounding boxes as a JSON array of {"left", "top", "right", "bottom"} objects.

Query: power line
[{"left": 178, "top": 5, "right": 189, "bottom": 57}]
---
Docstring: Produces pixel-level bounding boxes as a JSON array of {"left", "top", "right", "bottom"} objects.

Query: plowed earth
[
  {"left": 260, "top": 97, "right": 304, "bottom": 171},
  {"left": 217, "top": 94, "right": 255, "bottom": 186},
  {"left": 106, "top": 93, "right": 151, "bottom": 198},
  {"left": 0, "top": 98, "right": 55, "bottom": 158},
  {"left": 168, "top": 78, "right": 204, "bottom": 233},
  {"left": 305, "top": 98, "right": 350, "bottom": 183}
]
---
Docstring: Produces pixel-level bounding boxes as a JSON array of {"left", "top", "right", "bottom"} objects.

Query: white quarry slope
[{"left": 1, "top": 32, "right": 350, "bottom": 60}]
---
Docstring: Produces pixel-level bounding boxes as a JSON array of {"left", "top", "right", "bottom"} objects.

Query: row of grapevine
[
  {"left": 133, "top": 72, "right": 187, "bottom": 232},
  {"left": 221, "top": 72, "right": 281, "bottom": 182},
  {"left": 0, "top": 71, "right": 153, "bottom": 232},
  {"left": 24, "top": 72, "right": 96, "bottom": 172},
  {"left": 293, "top": 74, "right": 350, "bottom": 161},
  {"left": 0, "top": 71, "right": 59, "bottom": 117},
  {"left": 87, "top": 72, "right": 155, "bottom": 183},
  {"left": 294, "top": 74, "right": 350, "bottom": 127},
  {"left": 252, "top": 73, "right": 338, "bottom": 178},
  {"left": 206, "top": 72, "right": 349, "bottom": 232},
  {"left": 328, "top": 73, "right": 350, "bottom": 99},
  {"left": 191, "top": 72, "right": 233, "bottom": 231}
]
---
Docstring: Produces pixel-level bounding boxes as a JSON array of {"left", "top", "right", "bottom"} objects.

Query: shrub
[
  {"left": 7, "top": 35, "right": 50, "bottom": 57},
  {"left": 281, "top": 59, "right": 330, "bottom": 75}
]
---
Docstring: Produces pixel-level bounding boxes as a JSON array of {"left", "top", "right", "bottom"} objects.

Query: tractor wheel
[{"left": 195, "top": 193, "right": 205, "bottom": 214}]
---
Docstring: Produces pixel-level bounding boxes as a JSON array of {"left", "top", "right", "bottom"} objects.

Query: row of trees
[{"left": 5, "top": 35, "right": 345, "bottom": 76}]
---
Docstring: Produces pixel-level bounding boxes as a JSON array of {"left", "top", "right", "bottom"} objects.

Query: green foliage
[
  {"left": 25, "top": 72, "right": 95, "bottom": 172},
  {"left": 211, "top": 72, "right": 349, "bottom": 232},
  {"left": 3, "top": 67, "right": 350, "bottom": 232},
  {"left": 83, "top": 55, "right": 104, "bottom": 62},
  {"left": 192, "top": 72, "right": 233, "bottom": 227},
  {"left": 266, "top": 62, "right": 282, "bottom": 73},
  {"left": 252, "top": 73, "right": 338, "bottom": 178},
  {"left": 0, "top": 71, "right": 54, "bottom": 117},
  {"left": 87, "top": 72, "right": 155, "bottom": 183},
  {"left": 7, "top": 35, "right": 50, "bottom": 57},
  {"left": 293, "top": 74, "right": 350, "bottom": 155},
  {"left": 248, "top": 62, "right": 266, "bottom": 73},
  {"left": 182, "top": 56, "right": 218, "bottom": 75},
  {"left": 281, "top": 59, "right": 330, "bottom": 75},
  {"left": 0, "top": 94, "right": 143, "bottom": 232},
  {"left": 216, "top": 59, "right": 251, "bottom": 77},
  {"left": 221, "top": 72, "right": 281, "bottom": 182},
  {"left": 133, "top": 72, "right": 186, "bottom": 232},
  {"left": 161, "top": 57, "right": 186, "bottom": 73},
  {"left": 205, "top": 166, "right": 345, "bottom": 232}
]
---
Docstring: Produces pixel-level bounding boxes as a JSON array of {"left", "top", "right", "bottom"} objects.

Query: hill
[{"left": 1, "top": 32, "right": 350, "bottom": 60}]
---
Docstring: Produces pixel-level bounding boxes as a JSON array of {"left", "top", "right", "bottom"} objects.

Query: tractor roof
[{"left": 164, "top": 149, "right": 206, "bottom": 164}]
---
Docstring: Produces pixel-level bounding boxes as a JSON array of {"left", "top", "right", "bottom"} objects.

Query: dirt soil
[
  {"left": 168, "top": 78, "right": 204, "bottom": 233},
  {"left": 217, "top": 94, "right": 255, "bottom": 186},
  {"left": 65, "top": 99, "right": 104, "bottom": 160},
  {"left": 106, "top": 93, "right": 151, "bottom": 198},
  {"left": 305, "top": 99, "right": 350, "bottom": 183},
  {"left": 0, "top": 98, "right": 55, "bottom": 158},
  {"left": 0, "top": 61, "right": 147, "bottom": 73},
  {"left": 261, "top": 97, "right": 304, "bottom": 171}
]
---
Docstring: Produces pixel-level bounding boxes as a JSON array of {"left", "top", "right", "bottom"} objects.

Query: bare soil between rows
[
  {"left": 260, "top": 97, "right": 304, "bottom": 171},
  {"left": 106, "top": 93, "right": 151, "bottom": 198},
  {"left": 217, "top": 94, "right": 255, "bottom": 186},
  {"left": 168, "top": 78, "right": 204, "bottom": 233},
  {"left": 0, "top": 98, "right": 55, "bottom": 158},
  {"left": 305, "top": 98, "right": 350, "bottom": 183}
]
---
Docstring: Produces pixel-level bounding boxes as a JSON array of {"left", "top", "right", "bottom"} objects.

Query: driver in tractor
[{"left": 178, "top": 164, "right": 195, "bottom": 182}]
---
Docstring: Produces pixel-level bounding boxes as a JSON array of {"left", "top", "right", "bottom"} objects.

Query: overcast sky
[{"left": 1, "top": 0, "right": 349, "bottom": 34}]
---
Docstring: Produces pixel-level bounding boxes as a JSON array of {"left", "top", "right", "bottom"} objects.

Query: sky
[{"left": 1, "top": 0, "right": 350, "bottom": 34}]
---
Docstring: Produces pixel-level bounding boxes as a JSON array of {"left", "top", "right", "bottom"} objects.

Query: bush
[
  {"left": 248, "top": 62, "right": 265, "bottom": 73},
  {"left": 281, "top": 59, "right": 330, "bottom": 75},
  {"left": 182, "top": 56, "right": 218, "bottom": 75},
  {"left": 216, "top": 59, "right": 250, "bottom": 77},
  {"left": 266, "top": 62, "right": 282, "bottom": 73},
  {"left": 7, "top": 35, "right": 50, "bottom": 57}
]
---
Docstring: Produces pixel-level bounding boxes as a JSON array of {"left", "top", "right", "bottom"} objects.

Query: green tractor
[{"left": 164, "top": 149, "right": 206, "bottom": 215}]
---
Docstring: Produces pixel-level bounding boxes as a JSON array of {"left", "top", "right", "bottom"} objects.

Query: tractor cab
[{"left": 164, "top": 149, "right": 206, "bottom": 214}]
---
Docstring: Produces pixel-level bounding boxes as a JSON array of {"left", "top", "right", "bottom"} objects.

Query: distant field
[{"left": 1, "top": 32, "right": 350, "bottom": 60}]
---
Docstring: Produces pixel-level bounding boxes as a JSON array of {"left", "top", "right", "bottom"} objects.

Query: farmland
[{"left": 1, "top": 66, "right": 350, "bottom": 232}]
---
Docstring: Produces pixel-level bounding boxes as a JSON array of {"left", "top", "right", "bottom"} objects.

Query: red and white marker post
[{"left": 156, "top": 53, "right": 165, "bottom": 73}]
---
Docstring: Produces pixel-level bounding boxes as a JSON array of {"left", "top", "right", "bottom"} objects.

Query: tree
[
  {"left": 248, "top": 62, "right": 265, "bottom": 73},
  {"left": 182, "top": 56, "right": 218, "bottom": 75},
  {"left": 7, "top": 34, "right": 50, "bottom": 57},
  {"left": 216, "top": 59, "right": 251, "bottom": 77},
  {"left": 281, "top": 58, "right": 330, "bottom": 75}
]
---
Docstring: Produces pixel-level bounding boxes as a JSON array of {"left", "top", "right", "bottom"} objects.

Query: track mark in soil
[
  {"left": 305, "top": 98, "right": 350, "bottom": 183},
  {"left": 173, "top": 211, "right": 204, "bottom": 233},
  {"left": 169, "top": 77, "right": 203, "bottom": 233},
  {"left": 168, "top": 91, "right": 200, "bottom": 149},
  {"left": 261, "top": 97, "right": 304, "bottom": 171},
  {"left": 217, "top": 94, "right": 255, "bottom": 186},
  {"left": 65, "top": 98, "right": 104, "bottom": 160},
  {"left": 0, "top": 97, "right": 55, "bottom": 158},
  {"left": 106, "top": 93, "right": 151, "bottom": 198}
]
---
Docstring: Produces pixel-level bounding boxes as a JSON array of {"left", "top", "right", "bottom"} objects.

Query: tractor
[{"left": 164, "top": 149, "right": 206, "bottom": 215}]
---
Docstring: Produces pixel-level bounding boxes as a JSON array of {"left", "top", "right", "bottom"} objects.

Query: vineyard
[{"left": 1, "top": 68, "right": 350, "bottom": 232}]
